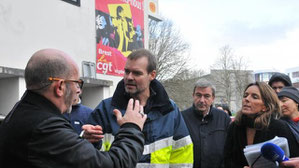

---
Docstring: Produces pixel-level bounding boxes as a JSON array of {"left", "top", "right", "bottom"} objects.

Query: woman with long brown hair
[{"left": 224, "top": 82, "right": 299, "bottom": 168}]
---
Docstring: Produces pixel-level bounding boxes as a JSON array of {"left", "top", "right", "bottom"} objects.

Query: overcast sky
[{"left": 159, "top": 0, "right": 299, "bottom": 73}]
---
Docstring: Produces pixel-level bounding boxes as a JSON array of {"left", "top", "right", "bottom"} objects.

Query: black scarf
[{"left": 240, "top": 115, "right": 256, "bottom": 128}]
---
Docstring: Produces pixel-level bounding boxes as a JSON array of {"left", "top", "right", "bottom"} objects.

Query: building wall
[
  {"left": 0, "top": 0, "right": 123, "bottom": 115},
  {"left": 82, "top": 86, "right": 110, "bottom": 109},
  {"left": 0, "top": 0, "right": 95, "bottom": 70},
  {"left": 0, "top": 77, "right": 21, "bottom": 115},
  {"left": 286, "top": 67, "right": 299, "bottom": 81},
  {"left": 205, "top": 70, "right": 254, "bottom": 113},
  {"left": 0, "top": 0, "right": 160, "bottom": 116},
  {"left": 254, "top": 68, "right": 299, "bottom": 89},
  {"left": 285, "top": 66, "right": 299, "bottom": 89}
]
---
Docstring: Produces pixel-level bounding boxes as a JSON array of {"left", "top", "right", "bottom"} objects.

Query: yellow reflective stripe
[
  {"left": 169, "top": 136, "right": 193, "bottom": 164},
  {"left": 149, "top": 136, "right": 193, "bottom": 165},
  {"left": 143, "top": 136, "right": 173, "bottom": 155},
  {"left": 169, "top": 142, "right": 193, "bottom": 164},
  {"left": 100, "top": 134, "right": 193, "bottom": 165},
  {"left": 151, "top": 145, "right": 172, "bottom": 164},
  {"left": 100, "top": 133, "right": 114, "bottom": 151}
]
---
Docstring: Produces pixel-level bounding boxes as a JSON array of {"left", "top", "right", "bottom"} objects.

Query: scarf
[{"left": 240, "top": 115, "right": 256, "bottom": 128}]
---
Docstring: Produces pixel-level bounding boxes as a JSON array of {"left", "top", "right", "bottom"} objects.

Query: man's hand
[
  {"left": 280, "top": 157, "right": 299, "bottom": 168},
  {"left": 81, "top": 124, "right": 104, "bottom": 143},
  {"left": 113, "top": 98, "right": 147, "bottom": 130}
]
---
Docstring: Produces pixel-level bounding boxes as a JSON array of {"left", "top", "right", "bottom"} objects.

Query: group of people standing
[
  {"left": 0, "top": 48, "right": 298, "bottom": 168},
  {"left": 180, "top": 72, "right": 299, "bottom": 168}
]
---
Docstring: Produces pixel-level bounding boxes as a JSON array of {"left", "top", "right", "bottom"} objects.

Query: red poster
[{"left": 95, "top": 0, "right": 144, "bottom": 76}]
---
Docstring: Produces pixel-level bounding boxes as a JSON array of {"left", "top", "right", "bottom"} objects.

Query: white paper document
[{"left": 243, "top": 136, "right": 289, "bottom": 168}]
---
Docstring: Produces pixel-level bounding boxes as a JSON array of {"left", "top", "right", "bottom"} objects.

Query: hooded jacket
[
  {"left": 268, "top": 72, "right": 292, "bottom": 87},
  {"left": 88, "top": 79, "right": 193, "bottom": 168}
]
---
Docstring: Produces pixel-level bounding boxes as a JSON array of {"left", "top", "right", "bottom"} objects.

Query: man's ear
[
  {"left": 211, "top": 95, "right": 215, "bottom": 101},
  {"left": 53, "top": 80, "right": 65, "bottom": 97},
  {"left": 149, "top": 70, "right": 156, "bottom": 81}
]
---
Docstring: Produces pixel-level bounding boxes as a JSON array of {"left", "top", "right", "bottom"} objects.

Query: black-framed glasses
[{"left": 48, "top": 77, "right": 84, "bottom": 89}]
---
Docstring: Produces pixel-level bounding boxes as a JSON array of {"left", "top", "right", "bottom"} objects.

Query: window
[
  {"left": 82, "top": 61, "right": 96, "bottom": 78},
  {"left": 62, "top": 0, "right": 80, "bottom": 7},
  {"left": 292, "top": 71, "right": 299, "bottom": 78}
]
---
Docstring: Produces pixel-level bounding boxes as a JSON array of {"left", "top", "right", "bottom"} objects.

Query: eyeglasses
[{"left": 48, "top": 77, "right": 84, "bottom": 89}]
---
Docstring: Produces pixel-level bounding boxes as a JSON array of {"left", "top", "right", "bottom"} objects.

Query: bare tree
[
  {"left": 163, "top": 69, "right": 206, "bottom": 110},
  {"left": 148, "top": 18, "right": 206, "bottom": 109},
  {"left": 211, "top": 45, "right": 253, "bottom": 112},
  {"left": 231, "top": 56, "right": 253, "bottom": 110},
  {"left": 149, "top": 19, "right": 190, "bottom": 81},
  {"left": 211, "top": 45, "right": 234, "bottom": 108}
]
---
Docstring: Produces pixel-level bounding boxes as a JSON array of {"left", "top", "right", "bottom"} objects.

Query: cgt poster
[{"left": 95, "top": 0, "right": 144, "bottom": 76}]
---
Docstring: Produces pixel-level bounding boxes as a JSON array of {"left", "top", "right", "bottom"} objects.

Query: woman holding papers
[
  {"left": 224, "top": 82, "right": 299, "bottom": 168},
  {"left": 278, "top": 86, "right": 299, "bottom": 144}
]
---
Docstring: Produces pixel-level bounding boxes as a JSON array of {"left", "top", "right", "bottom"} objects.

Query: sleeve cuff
[{"left": 121, "top": 123, "right": 141, "bottom": 131}]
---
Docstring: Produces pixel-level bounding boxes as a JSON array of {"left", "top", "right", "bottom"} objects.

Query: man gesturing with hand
[
  {"left": 0, "top": 48, "right": 146, "bottom": 168},
  {"left": 82, "top": 99, "right": 146, "bottom": 143},
  {"left": 84, "top": 49, "right": 193, "bottom": 168}
]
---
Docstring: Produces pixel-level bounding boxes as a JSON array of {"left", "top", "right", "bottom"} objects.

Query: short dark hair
[
  {"left": 25, "top": 53, "right": 72, "bottom": 93},
  {"left": 127, "top": 49, "right": 157, "bottom": 73},
  {"left": 193, "top": 80, "right": 216, "bottom": 97}
]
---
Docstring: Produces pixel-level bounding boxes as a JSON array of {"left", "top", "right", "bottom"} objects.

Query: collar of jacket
[
  {"left": 111, "top": 79, "right": 174, "bottom": 116},
  {"left": 192, "top": 104, "right": 214, "bottom": 121},
  {"left": 25, "top": 90, "right": 63, "bottom": 116}
]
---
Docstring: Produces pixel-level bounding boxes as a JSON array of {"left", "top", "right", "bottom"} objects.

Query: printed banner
[{"left": 95, "top": 0, "right": 144, "bottom": 76}]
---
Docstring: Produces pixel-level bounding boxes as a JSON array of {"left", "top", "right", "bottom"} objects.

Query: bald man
[{"left": 0, "top": 49, "right": 146, "bottom": 168}]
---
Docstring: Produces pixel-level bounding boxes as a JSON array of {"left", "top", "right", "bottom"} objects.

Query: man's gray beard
[
  {"left": 66, "top": 106, "right": 72, "bottom": 114},
  {"left": 125, "top": 89, "right": 140, "bottom": 97}
]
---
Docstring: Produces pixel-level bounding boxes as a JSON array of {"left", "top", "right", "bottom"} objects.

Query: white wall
[
  {"left": 0, "top": 78, "right": 20, "bottom": 115},
  {"left": 0, "top": 0, "right": 96, "bottom": 75},
  {"left": 18, "top": 77, "right": 26, "bottom": 98},
  {"left": 0, "top": 0, "right": 128, "bottom": 115}
]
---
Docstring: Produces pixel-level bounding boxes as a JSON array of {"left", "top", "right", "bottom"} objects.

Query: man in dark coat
[
  {"left": 0, "top": 48, "right": 146, "bottom": 168},
  {"left": 182, "top": 80, "right": 231, "bottom": 168}
]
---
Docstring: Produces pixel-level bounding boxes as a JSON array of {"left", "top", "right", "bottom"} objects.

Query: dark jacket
[
  {"left": 224, "top": 118, "right": 299, "bottom": 168},
  {"left": 0, "top": 90, "right": 144, "bottom": 168},
  {"left": 268, "top": 72, "right": 292, "bottom": 87},
  {"left": 182, "top": 105, "right": 231, "bottom": 168},
  {"left": 281, "top": 117, "right": 299, "bottom": 144},
  {"left": 63, "top": 103, "right": 93, "bottom": 135}
]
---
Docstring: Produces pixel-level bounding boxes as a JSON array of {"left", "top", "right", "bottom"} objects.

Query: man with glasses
[
  {"left": 0, "top": 48, "right": 147, "bottom": 168},
  {"left": 182, "top": 79, "right": 231, "bottom": 168}
]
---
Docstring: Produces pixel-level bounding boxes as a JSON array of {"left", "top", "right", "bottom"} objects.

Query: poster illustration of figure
[
  {"left": 95, "top": 0, "right": 144, "bottom": 76},
  {"left": 96, "top": 10, "right": 115, "bottom": 47}
]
